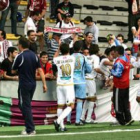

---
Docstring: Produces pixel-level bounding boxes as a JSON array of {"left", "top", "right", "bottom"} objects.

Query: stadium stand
[{"left": 3, "top": 0, "right": 131, "bottom": 52}]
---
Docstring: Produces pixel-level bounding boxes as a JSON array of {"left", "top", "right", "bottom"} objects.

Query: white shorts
[
  {"left": 57, "top": 85, "right": 75, "bottom": 105},
  {"left": 86, "top": 79, "right": 96, "bottom": 97}
]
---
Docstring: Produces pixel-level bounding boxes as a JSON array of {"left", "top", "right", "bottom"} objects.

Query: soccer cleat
[
  {"left": 60, "top": 127, "right": 67, "bottom": 132},
  {"left": 75, "top": 121, "right": 85, "bottom": 126},
  {"left": 85, "top": 119, "right": 98, "bottom": 124},
  {"left": 53, "top": 120, "right": 60, "bottom": 132},
  {"left": 80, "top": 119, "right": 85, "bottom": 124},
  {"left": 125, "top": 119, "right": 134, "bottom": 126}
]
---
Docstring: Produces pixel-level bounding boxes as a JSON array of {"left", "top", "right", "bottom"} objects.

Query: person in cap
[{"left": 55, "top": 13, "right": 76, "bottom": 44}]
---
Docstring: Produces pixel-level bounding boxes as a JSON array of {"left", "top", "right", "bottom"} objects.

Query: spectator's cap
[
  {"left": 53, "top": 33, "right": 62, "bottom": 37},
  {"left": 63, "top": 13, "right": 72, "bottom": 18},
  {"left": 106, "top": 34, "right": 114, "bottom": 41},
  {"left": 85, "top": 32, "right": 94, "bottom": 37}
]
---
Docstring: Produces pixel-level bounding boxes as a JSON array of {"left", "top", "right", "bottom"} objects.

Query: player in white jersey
[
  {"left": 98, "top": 48, "right": 113, "bottom": 88},
  {"left": 80, "top": 45, "right": 100, "bottom": 123},
  {"left": 53, "top": 43, "right": 75, "bottom": 132}
]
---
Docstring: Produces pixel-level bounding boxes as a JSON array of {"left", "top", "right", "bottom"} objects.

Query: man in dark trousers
[
  {"left": 0, "top": 0, "right": 21, "bottom": 36},
  {"left": 12, "top": 37, "right": 47, "bottom": 135},
  {"left": 111, "top": 46, "right": 134, "bottom": 126}
]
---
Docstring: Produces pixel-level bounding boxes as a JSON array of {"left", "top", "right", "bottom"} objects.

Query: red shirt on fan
[{"left": 27, "top": 0, "right": 47, "bottom": 16}]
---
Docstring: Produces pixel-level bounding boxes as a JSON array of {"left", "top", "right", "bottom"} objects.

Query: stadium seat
[
  {"left": 98, "top": 37, "right": 107, "bottom": 42},
  {"left": 113, "top": 21, "right": 128, "bottom": 26},
  {"left": 97, "top": 20, "right": 113, "bottom": 25},
  {"left": 114, "top": 6, "right": 128, "bottom": 11},
  {"left": 83, "top": 5, "right": 99, "bottom": 10},
  {"left": 99, "top": 6, "right": 114, "bottom": 11},
  {"left": 73, "top": 4, "right": 82, "bottom": 9},
  {"left": 20, "top": 1, "right": 28, "bottom": 6},
  {"left": 6, "top": 34, "right": 20, "bottom": 40}
]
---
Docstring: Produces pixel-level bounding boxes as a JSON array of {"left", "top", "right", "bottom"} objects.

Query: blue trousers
[{"left": 18, "top": 85, "right": 36, "bottom": 133}]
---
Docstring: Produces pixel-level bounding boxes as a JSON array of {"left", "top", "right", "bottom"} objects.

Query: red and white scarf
[{"left": 0, "top": 40, "right": 10, "bottom": 62}]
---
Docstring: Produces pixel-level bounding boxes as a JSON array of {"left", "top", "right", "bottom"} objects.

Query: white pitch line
[{"left": 0, "top": 129, "right": 140, "bottom": 138}]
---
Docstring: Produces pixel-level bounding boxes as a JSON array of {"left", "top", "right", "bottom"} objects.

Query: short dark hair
[
  {"left": 7, "top": 47, "right": 17, "bottom": 57},
  {"left": 63, "top": 13, "right": 72, "bottom": 18},
  {"left": 125, "top": 48, "right": 132, "bottom": 53},
  {"left": 27, "top": 30, "right": 35, "bottom": 36},
  {"left": 85, "top": 32, "right": 94, "bottom": 37},
  {"left": 18, "top": 37, "right": 29, "bottom": 49},
  {"left": 110, "top": 46, "right": 116, "bottom": 52},
  {"left": 84, "top": 16, "right": 93, "bottom": 23},
  {"left": 40, "top": 51, "right": 48, "bottom": 58},
  {"left": 117, "top": 34, "right": 124, "bottom": 40},
  {"left": 60, "top": 43, "right": 69, "bottom": 55},
  {"left": 89, "top": 44, "right": 99, "bottom": 55},
  {"left": 73, "top": 41, "right": 82, "bottom": 52},
  {"left": 32, "top": 11, "right": 40, "bottom": 16},
  {"left": 115, "top": 46, "right": 124, "bottom": 55},
  {"left": 0, "top": 30, "right": 6, "bottom": 39},
  {"left": 104, "top": 48, "right": 111, "bottom": 56}
]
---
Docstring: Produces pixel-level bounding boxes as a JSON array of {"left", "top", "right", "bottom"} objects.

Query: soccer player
[
  {"left": 81, "top": 45, "right": 100, "bottom": 123},
  {"left": 72, "top": 41, "right": 92, "bottom": 125},
  {"left": 53, "top": 43, "right": 75, "bottom": 131}
]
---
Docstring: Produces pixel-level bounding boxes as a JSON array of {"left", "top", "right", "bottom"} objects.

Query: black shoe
[
  {"left": 15, "top": 34, "right": 22, "bottom": 37},
  {"left": 75, "top": 121, "right": 85, "bottom": 126},
  {"left": 80, "top": 119, "right": 85, "bottom": 124},
  {"left": 66, "top": 121, "right": 71, "bottom": 125},
  {"left": 53, "top": 120, "right": 60, "bottom": 132},
  {"left": 60, "top": 127, "right": 67, "bottom": 132},
  {"left": 125, "top": 119, "right": 134, "bottom": 126}
]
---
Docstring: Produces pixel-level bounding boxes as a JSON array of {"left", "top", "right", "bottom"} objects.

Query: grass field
[{"left": 0, "top": 122, "right": 140, "bottom": 140}]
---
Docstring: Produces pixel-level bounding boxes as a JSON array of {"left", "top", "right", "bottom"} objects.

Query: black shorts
[{"left": 37, "top": 19, "right": 45, "bottom": 32}]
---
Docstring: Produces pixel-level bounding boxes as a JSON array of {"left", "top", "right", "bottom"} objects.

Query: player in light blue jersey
[{"left": 72, "top": 41, "right": 92, "bottom": 125}]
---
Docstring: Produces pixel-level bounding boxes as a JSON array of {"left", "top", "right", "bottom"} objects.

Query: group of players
[{"left": 52, "top": 38, "right": 138, "bottom": 132}]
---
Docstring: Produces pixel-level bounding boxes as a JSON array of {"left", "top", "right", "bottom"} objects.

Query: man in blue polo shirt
[{"left": 12, "top": 37, "right": 47, "bottom": 135}]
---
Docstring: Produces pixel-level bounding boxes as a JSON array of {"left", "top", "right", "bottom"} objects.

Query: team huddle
[{"left": 52, "top": 40, "right": 139, "bottom": 132}]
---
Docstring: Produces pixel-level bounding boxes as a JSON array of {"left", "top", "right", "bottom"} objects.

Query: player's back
[
  {"left": 53, "top": 55, "right": 75, "bottom": 86},
  {"left": 72, "top": 53, "right": 92, "bottom": 84},
  {"left": 85, "top": 55, "right": 100, "bottom": 79}
]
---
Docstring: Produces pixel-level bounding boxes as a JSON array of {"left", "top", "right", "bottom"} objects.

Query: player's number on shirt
[
  {"left": 75, "top": 57, "right": 81, "bottom": 70},
  {"left": 60, "top": 64, "right": 71, "bottom": 77}
]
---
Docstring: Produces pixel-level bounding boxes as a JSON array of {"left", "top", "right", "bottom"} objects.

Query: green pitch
[{"left": 0, "top": 122, "right": 140, "bottom": 140}]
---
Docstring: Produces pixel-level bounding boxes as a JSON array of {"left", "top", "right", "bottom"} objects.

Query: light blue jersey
[{"left": 72, "top": 53, "right": 92, "bottom": 85}]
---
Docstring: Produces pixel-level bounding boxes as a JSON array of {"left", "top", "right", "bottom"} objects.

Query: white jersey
[
  {"left": 99, "top": 58, "right": 111, "bottom": 77},
  {"left": 0, "top": 40, "right": 12, "bottom": 63},
  {"left": 85, "top": 55, "right": 100, "bottom": 79},
  {"left": 55, "top": 20, "right": 75, "bottom": 40},
  {"left": 53, "top": 55, "right": 75, "bottom": 86},
  {"left": 24, "top": 17, "right": 37, "bottom": 36}
]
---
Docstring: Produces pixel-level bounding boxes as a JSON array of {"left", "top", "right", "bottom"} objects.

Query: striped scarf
[
  {"left": 0, "top": 40, "right": 10, "bottom": 62},
  {"left": 132, "top": 0, "right": 140, "bottom": 14}
]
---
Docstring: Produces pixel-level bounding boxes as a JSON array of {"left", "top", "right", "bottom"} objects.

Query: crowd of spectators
[{"left": 0, "top": 0, "right": 140, "bottom": 130}]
